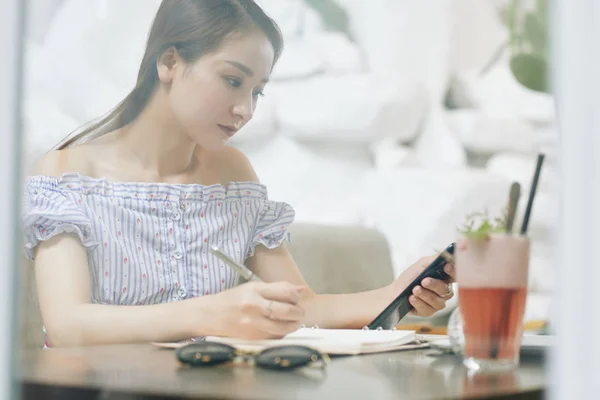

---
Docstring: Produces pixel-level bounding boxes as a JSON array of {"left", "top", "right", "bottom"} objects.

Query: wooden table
[{"left": 18, "top": 343, "right": 546, "bottom": 399}]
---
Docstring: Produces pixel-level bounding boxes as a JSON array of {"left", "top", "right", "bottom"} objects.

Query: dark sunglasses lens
[
  {"left": 176, "top": 342, "right": 236, "bottom": 367},
  {"left": 255, "top": 346, "right": 322, "bottom": 370}
]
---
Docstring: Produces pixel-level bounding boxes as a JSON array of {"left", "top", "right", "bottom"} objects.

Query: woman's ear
[{"left": 157, "top": 46, "right": 180, "bottom": 84}]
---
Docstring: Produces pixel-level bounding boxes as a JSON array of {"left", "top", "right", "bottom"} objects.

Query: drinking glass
[{"left": 455, "top": 234, "right": 529, "bottom": 372}]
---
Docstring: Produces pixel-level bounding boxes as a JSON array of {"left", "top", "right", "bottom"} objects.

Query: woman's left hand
[{"left": 389, "top": 256, "right": 456, "bottom": 317}]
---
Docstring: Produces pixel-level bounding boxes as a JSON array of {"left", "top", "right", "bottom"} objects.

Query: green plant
[
  {"left": 505, "top": 0, "right": 549, "bottom": 93},
  {"left": 478, "top": 0, "right": 549, "bottom": 93},
  {"left": 304, "top": 0, "right": 353, "bottom": 41}
]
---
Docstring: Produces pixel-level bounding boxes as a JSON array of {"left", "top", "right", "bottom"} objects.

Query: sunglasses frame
[{"left": 176, "top": 341, "right": 330, "bottom": 371}]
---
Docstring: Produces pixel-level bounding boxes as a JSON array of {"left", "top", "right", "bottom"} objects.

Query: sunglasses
[{"left": 176, "top": 341, "right": 330, "bottom": 371}]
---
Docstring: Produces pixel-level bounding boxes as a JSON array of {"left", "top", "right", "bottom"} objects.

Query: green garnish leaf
[{"left": 457, "top": 207, "right": 508, "bottom": 240}]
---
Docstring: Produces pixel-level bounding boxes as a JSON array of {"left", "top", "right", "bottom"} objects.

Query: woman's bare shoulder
[
  {"left": 206, "top": 145, "right": 260, "bottom": 184},
  {"left": 31, "top": 146, "right": 95, "bottom": 178}
]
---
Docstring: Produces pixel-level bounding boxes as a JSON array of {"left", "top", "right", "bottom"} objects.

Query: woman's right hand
[{"left": 207, "top": 281, "right": 306, "bottom": 340}]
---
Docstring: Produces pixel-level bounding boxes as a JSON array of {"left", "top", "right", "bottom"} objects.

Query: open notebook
[{"left": 153, "top": 328, "right": 426, "bottom": 355}]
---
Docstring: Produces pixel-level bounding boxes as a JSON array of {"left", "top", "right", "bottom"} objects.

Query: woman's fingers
[
  {"left": 256, "top": 282, "right": 305, "bottom": 305},
  {"left": 444, "top": 263, "right": 456, "bottom": 281},
  {"left": 409, "top": 292, "right": 441, "bottom": 317},
  {"left": 421, "top": 277, "right": 453, "bottom": 297},
  {"left": 261, "top": 299, "right": 305, "bottom": 322},
  {"left": 257, "top": 315, "right": 302, "bottom": 338}
]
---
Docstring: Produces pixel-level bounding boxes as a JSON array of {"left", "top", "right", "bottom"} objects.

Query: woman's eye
[
  {"left": 225, "top": 76, "right": 265, "bottom": 98},
  {"left": 226, "top": 77, "right": 242, "bottom": 88}
]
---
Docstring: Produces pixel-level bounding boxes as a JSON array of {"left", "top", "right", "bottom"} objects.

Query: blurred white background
[{"left": 22, "top": 0, "right": 557, "bottom": 322}]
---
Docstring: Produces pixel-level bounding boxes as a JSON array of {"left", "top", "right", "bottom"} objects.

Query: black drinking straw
[{"left": 520, "top": 153, "right": 545, "bottom": 235}]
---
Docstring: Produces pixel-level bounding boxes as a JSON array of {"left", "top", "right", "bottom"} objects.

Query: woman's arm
[
  {"left": 246, "top": 243, "right": 394, "bottom": 328},
  {"left": 35, "top": 234, "right": 210, "bottom": 347},
  {"left": 246, "top": 244, "right": 454, "bottom": 329},
  {"left": 35, "top": 234, "right": 305, "bottom": 347}
]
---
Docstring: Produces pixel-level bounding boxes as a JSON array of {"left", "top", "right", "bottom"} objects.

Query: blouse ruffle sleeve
[
  {"left": 22, "top": 176, "right": 98, "bottom": 260},
  {"left": 246, "top": 200, "right": 295, "bottom": 258}
]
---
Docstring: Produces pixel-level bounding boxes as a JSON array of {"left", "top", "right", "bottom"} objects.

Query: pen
[{"left": 209, "top": 246, "right": 263, "bottom": 282}]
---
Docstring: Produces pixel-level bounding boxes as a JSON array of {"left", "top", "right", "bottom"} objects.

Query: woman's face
[{"left": 165, "top": 29, "right": 275, "bottom": 152}]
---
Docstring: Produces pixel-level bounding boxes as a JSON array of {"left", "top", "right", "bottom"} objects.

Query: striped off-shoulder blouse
[{"left": 22, "top": 172, "right": 295, "bottom": 313}]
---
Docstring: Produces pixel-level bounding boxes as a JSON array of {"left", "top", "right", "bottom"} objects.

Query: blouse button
[
  {"left": 173, "top": 250, "right": 183, "bottom": 260},
  {"left": 171, "top": 211, "right": 181, "bottom": 220},
  {"left": 177, "top": 287, "right": 188, "bottom": 298}
]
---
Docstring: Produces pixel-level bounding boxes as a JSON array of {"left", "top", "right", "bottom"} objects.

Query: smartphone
[{"left": 367, "top": 242, "right": 455, "bottom": 330}]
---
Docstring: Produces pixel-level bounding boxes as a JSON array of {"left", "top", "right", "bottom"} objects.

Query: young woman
[{"left": 23, "top": 0, "right": 455, "bottom": 348}]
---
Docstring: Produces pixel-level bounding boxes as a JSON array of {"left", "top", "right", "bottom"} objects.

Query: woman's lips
[{"left": 218, "top": 125, "right": 237, "bottom": 137}]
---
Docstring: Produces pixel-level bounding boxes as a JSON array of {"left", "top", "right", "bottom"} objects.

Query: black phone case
[{"left": 367, "top": 242, "right": 455, "bottom": 330}]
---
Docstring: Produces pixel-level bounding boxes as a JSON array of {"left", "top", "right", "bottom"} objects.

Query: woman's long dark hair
[{"left": 56, "top": 0, "right": 283, "bottom": 149}]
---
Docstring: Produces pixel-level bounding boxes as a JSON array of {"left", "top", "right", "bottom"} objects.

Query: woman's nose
[{"left": 232, "top": 94, "right": 254, "bottom": 122}]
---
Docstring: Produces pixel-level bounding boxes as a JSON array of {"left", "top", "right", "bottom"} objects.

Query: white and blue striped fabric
[{"left": 22, "top": 173, "right": 295, "bottom": 308}]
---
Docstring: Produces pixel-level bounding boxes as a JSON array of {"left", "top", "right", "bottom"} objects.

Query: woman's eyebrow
[{"left": 225, "top": 60, "right": 269, "bottom": 83}]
